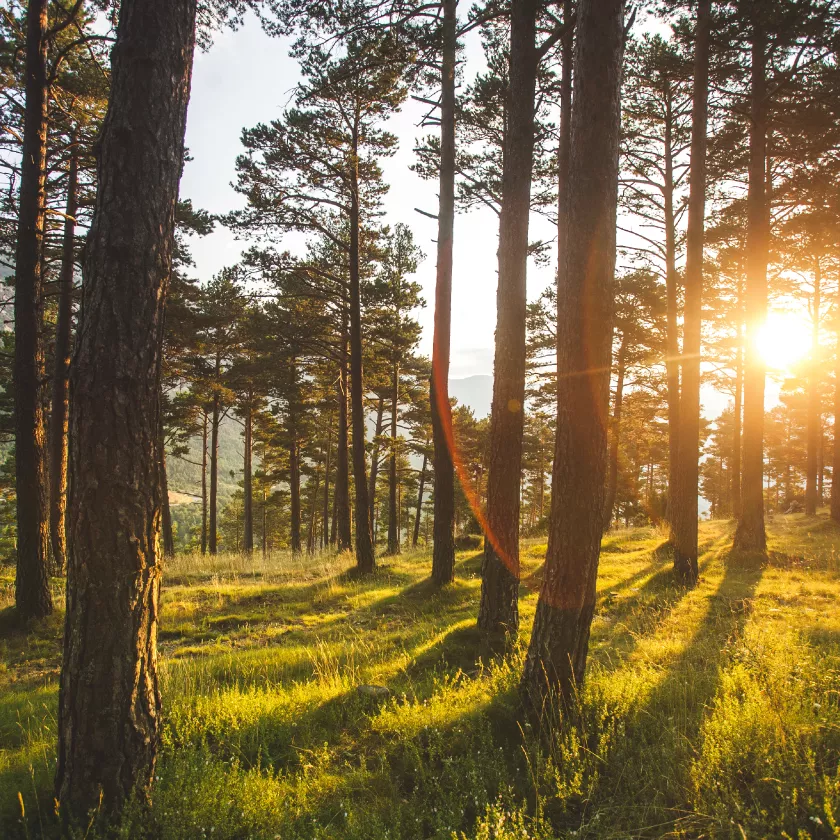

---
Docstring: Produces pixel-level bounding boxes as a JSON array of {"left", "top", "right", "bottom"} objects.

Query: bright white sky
[{"left": 180, "top": 12, "right": 803, "bottom": 420}]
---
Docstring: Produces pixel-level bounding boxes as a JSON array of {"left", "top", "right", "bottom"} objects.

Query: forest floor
[{"left": 2, "top": 513, "right": 840, "bottom": 838}]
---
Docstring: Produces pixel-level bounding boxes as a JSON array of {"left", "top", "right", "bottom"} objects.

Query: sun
[{"left": 755, "top": 310, "right": 812, "bottom": 373}]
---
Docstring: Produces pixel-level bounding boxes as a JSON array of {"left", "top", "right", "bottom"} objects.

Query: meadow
[{"left": 2, "top": 513, "right": 840, "bottom": 839}]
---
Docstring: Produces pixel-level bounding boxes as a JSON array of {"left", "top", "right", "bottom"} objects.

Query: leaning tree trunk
[
  {"left": 669, "top": 0, "right": 711, "bottom": 584},
  {"left": 159, "top": 413, "right": 174, "bottom": 558},
  {"left": 387, "top": 359, "right": 400, "bottom": 554},
  {"left": 335, "top": 309, "right": 352, "bottom": 550},
  {"left": 521, "top": 0, "right": 625, "bottom": 710},
  {"left": 430, "top": 0, "right": 457, "bottom": 585},
  {"left": 348, "top": 129, "right": 375, "bottom": 574},
  {"left": 368, "top": 395, "right": 385, "bottom": 534},
  {"left": 478, "top": 0, "right": 539, "bottom": 635},
  {"left": 603, "top": 335, "right": 628, "bottom": 532},
  {"left": 413, "top": 450, "right": 428, "bottom": 548},
  {"left": 14, "top": 0, "right": 51, "bottom": 620},
  {"left": 806, "top": 256, "right": 822, "bottom": 516},
  {"left": 56, "top": 0, "right": 197, "bottom": 820},
  {"left": 201, "top": 410, "right": 208, "bottom": 554},
  {"left": 733, "top": 4, "right": 769, "bottom": 553},
  {"left": 49, "top": 140, "right": 78, "bottom": 575},
  {"left": 243, "top": 401, "right": 253, "bottom": 552}
]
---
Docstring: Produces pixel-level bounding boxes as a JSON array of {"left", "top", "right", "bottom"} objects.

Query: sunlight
[{"left": 755, "top": 310, "right": 812, "bottom": 373}]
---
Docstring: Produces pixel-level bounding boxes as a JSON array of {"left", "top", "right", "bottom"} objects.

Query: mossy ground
[{"left": 2, "top": 513, "right": 840, "bottom": 838}]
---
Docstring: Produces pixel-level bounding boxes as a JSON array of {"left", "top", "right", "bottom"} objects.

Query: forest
[{"left": 3, "top": 0, "right": 840, "bottom": 837}]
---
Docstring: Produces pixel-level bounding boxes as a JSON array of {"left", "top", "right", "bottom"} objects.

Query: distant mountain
[{"left": 449, "top": 374, "right": 492, "bottom": 418}]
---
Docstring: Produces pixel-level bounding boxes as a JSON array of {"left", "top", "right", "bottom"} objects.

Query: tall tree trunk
[
  {"left": 521, "top": 0, "right": 625, "bottom": 709},
  {"left": 670, "top": 0, "right": 711, "bottom": 583},
  {"left": 335, "top": 312, "right": 352, "bottom": 550},
  {"left": 201, "top": 410, "right": 208, "bottom": 554},
  {"left": 478, "top": 0, "right": 538, "bottom": 635},
  {"left": 806, "top": 256, "right": 822, "bottom": 516},
  {"left": 289, "top": 358, "right": 302, "bottom": 554},
  {"left": 159, "top": 413, "right": 174, "bottom": 557},
  {"left": 49, "top": 139, "right": 78, "bottom": 575},
  {"left": 262, "top": 487, "right": 268, "bottom": 557},
  {"left": 663, "top": 88, "right": 681, "bottom": 533},
  {"left": 413, "top": 450, "right": 427, "bottom": 548},
  {"left": 56, "top": 0, "right": 197, "bottom": 819},
  {"left": 368, "top": 395, "right": 385, "bottom": 533},
  {"left": 348, "top": 127, "right": 375, "bottom": 573},
  {"left": 14, "top": 0, "right": 51, "bottom": 620},
  {"left": 603, "top": 336, "right": 627, "bottom": 531},
  {"left": 732, "top": 284, "right": 744, "bottom": 517},
  {"left": 430, "top": 0, "right": 457, "bottom": 585},
  {"left": 387, "top": 360, "right": 400, "bottom": 554},
  {"left": 209, "top": 360, "right": 220, "bottom": 555},
  {"left": 832, "top": 278, "right": 840, "bottom": 522},
  {"left": 307, "top": 467, "right": 320, "bottom": 554},
  {"left": 243, "top": 402, "right": 253, "bottom": 552},
  {"left": 322, "top": 416, "right": 332, "bottom": 549},
  {"left": 733, "top": 3, "right": 769, "bottom": 553}
]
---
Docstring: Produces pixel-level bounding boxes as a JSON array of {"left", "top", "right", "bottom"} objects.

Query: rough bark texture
[
  {"left": 413, "top": 450, "right": 427, "bottom": 547},
  {"left": 243, "top": 403, "right": 253, "bottom": 552},
  {"left": 14, "top": 0, "right": 52, "bottom": 620},
  {"left": 387, "top": 363, "right": 400, "bottom": 554},
  {"left": 603, "top": 337, "right": 627, "bottom": 531},
  {"left": 806, "top": 256, "right": 821, "bottom": 516},
  {"left": 348, "top": 140, "right": 375, "bottom": 573},
  {"left": 520, "top": 0, "right": 624, "bottom": 710},
  {"left": 49, "top": 142, "right": 78, "bottom": 575},
  {"left": 430, "top": 0, "right": 457, "bottom": 585},
  {"left": 56, "top": 0, "right": 197, "bottom": 820},
  {"left": 733, "top": 4, "right": 769, "bottom": 553},
  {"left": 478, "top": 0, "right": 539, "bottom": 635},
  {"left": 669, "top": 0, "right": 711, "bottom": 584}
]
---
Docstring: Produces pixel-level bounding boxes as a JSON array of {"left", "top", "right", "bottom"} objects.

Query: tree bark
[
  {"left": 669, "top": 0, "right": 711, "bottom": 584},
  {"left": 335, "top": 310, "right": 352, "bottom": 550},
  {"left": 201, "top": 410, "right": 208, "bottom": 554},
  {"left": 603, "top": 336, "right": 627, "bottom": 531},
  {"left": 14, "top": 0, "right": 51, "bottom": 620},
  {"left": 413, "top": 450, "right": 427, "bottom": 548},
  {"left": 430, "top": 0, "right": 457, "bottom": 585},
  {"left": 56, "top": 0, "right": 197, "bottom": 819},
  {"left": 806, "top": 256, "right": 821, "bottom": 516},
  {"left": 520, "top": 0, "right": 625, "bottom": 709},
  {"left": 348, "top": 125, "right": 375, "bottom": 573},
  {"left": 209, "top": 360, "right": 220, "bottom": 555},
  {"left": 733, "top": 2, "right": 769, "bottom": 553},
  {"left": 478, "top": 0, "right": 539, "bottom": 635},
  {"left": 368, "top": 395, "right": 385, "bottom": 534},
  {"left": 387, "top": 361, "right": 400, "bottom": 554},
  {"left": 243, "top": 402, "right": 253, "bottom": 552},
  {"left": 49, "top": 139, "right": 78, "bottom": 575}
]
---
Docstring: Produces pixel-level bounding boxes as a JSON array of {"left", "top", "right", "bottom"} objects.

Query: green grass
[{"left": 2, "top": 514, "right": 840, "bottom": 838}]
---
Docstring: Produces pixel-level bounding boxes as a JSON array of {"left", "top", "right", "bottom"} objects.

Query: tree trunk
[
  {"left": 430, "top": 0, "right": 457, "bottom": 585},
  {"left": 832, "top": 277, "right": 840, "bottom": 522},
  {"left": 806, "top": 256, "right": 822, "bottom": 516},
  {"left": 243, "top": 402, "right": 253, "bottom": 552},
  {"left": 307, "top": 467, "right": 320, "bottom": 554},
  {"left": 322, "top": 416, "right": 332, "bottom": 549},
  {"left": 368, "top": 395, "right": 385, "bottom": 534},
  {"left": 289, "top": 358, "right": 302, "bottom": 554},
  {"left": 520, "top": 0, "right": 625, "bottom": 709},
  {"left": 663, "top": 87, "right": 681, "bottom": 533},
  {"left": 56, "top": 0, "right": 197, "bottom": 819},
  {"left": 49, "top": 139, "right": 78, "bottom": 575},
  {"left": 335, "top": 313, "right": 352, "bottom": 550},
  {"left": 603, "top": 336, "right": 627, "bottom": 531},
  {"left": 348, "top": 127, "right": 375, "bottom": 573},
  {"left": 160, "top": 413, "right": 174, "bottom": 558},
  {"left": 732, "top": 284, "right": 744, "bottom": 517},
  {"left": 14, "top": 0, "right": 51, "bottom": 620},
  {"left": 733, "top": 3, "right": 769, "bottom": 553},
  {"left": 209, "top": 361, "right": 220, "bottom": 555},
  {"left": 201, "top": 410, "right": 208, "bottom": 554},
  {"left": 413, "top": 450, "right": 427, "bottom": 548},
  {"left": 669, "top": 0, "right": 711, "bottom": 584},
  {"left": 478, "top": 0, "right": 539, "bottom": 635},
  {"left": 387, "top": 360, "right": 400, "bottom": 554}
]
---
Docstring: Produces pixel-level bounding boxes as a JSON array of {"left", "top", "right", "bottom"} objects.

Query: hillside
[{"left": 3, "top": 512, "right": 840, "bottom": 837}]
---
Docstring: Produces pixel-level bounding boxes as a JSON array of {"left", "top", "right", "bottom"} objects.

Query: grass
[{"left": 2, "top": 514, "right": 840, "bottom": 837}]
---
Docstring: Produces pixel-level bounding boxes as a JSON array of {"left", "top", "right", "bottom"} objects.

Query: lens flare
[{"left": 755, "top": 310, "right": 811, "bottom": 373}]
